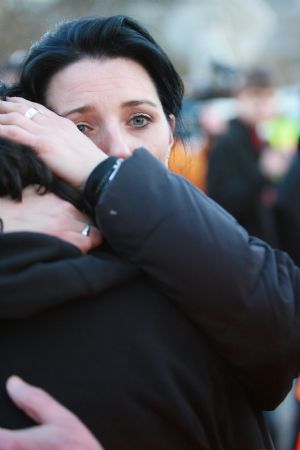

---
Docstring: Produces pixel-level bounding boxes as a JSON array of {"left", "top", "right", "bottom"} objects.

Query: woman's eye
[
  {"left": 130, "top": 114, "right": 151, "bottom": 128},
  {"left": 76, "top": 123, "right": 88, "bottom": 134}
]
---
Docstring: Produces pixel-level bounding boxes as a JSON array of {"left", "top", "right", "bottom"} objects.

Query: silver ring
[
  {"left": 24, "top": 107, "right": 39, "bottom": 120},
  {"left": 81, "top": 224, "right": 91, "bottom": 236}
]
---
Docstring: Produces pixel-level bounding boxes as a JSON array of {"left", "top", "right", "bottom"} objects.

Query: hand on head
[
  {"left": 0, "top": 96, "right": 107, "bottom": 190},
  {"left": 0, "top": 186, "right": 102, "bottom": 253},
  {"left": 0, "top": 376, "right": 104, "bottom": 450},
  {"left": 0, "top": 15, "right": 181, "bottom": 246}
]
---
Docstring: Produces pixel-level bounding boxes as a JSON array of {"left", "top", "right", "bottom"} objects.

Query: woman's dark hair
[
  {"left": 12, "top": 15, "right": 185, "bottom": 139},
  {"left": 0, "top": 135, "right": 89, "bottom": 212},
  {"left": 0, "top": 81, "right": 9, "bottom": 100}
]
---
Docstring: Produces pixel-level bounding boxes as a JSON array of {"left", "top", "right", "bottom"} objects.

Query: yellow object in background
[{"left": 262, "top": 115, "right": 300, "bottom": 152}]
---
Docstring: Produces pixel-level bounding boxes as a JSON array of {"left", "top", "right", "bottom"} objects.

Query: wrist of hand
[
  {"left": 83, "top": 157, "right": 124, "bottom": 207},
  {"left": 77, "top": 154, "right": 109, "bottom": 191}
]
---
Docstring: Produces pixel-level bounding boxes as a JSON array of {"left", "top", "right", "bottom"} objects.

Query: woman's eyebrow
[
  {"left": 59, "top": 100, "right": 157, "bottom": 117},
  {"left": 59, "top": 105, "right": 95, "bottom": 117},
  {"left": 121, "top": 100, "right": 158, "bottom": 108}
]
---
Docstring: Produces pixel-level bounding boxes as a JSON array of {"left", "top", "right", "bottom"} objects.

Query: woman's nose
[
  {"left": 107, "top": 146, "right": 132, "bottom": 159},
  {"left": 95, "top": 127, "right": 132, "bottom": 159}
]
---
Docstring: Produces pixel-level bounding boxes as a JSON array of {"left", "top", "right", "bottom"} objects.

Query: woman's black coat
[{"left": 0, "top": 149, "right": 299, "bottom": 450}]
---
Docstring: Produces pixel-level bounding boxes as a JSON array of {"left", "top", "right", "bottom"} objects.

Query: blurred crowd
[
  {"left": 170, "top": 67, "right": 300, "bottom": 450},
  {"left": 171, "top": 68, "right": 300, "bottom": 257}
]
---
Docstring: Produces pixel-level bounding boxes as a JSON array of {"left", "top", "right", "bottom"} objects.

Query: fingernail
[{"left": 6, "top": 375, "right": 24, "bottom": 394}]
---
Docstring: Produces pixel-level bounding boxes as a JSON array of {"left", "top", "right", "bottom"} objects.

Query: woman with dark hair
[{"left": 0, "top": 15, "right": 299, "bottom": 450}]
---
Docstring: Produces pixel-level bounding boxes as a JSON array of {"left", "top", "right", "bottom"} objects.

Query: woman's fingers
[
  {"left": 0, "top": 427, "right": 33, "bottom": 450},
  {"left": 0, "top": 98, "right": 106, "bottom": 187},
  {"left": 0, "top": 124, "right": 37, "bottom": 148},
  {"left": 0, "top": 376, "right": 104, "bottom": 450},
  {"left": 61, "top": 230, "right": 102, "bottom": 254},
  {"left": 6, "top": 376, "right": 71, "bottom": 424},
  {"left": 0, "top": 97, "right": 56, "bottom": 118},
  {"left": 60, "top": 226, "right": 103, "bottom": 254},
  {"left": 0, "top": 99, "right": 61, "bottom": 131},
  {"left": 0, "top": 99, "right": 56, "bottom": 148},
  {"left": 1, "top": 188, "right": 103, "bottom": 253},
  {"left": 0, "top": 111, "right": 40, "bottom": 129}
]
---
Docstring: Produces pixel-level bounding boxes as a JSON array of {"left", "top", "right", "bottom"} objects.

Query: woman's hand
[
  {"left": 0, "top": 376, "right": 104, "bottom": 450},
  {"left": 1, "top": 186, "right": 102, "bottom": 253},
  {"left": 0, "top": 97, "right": 107, "bottom": 189}
]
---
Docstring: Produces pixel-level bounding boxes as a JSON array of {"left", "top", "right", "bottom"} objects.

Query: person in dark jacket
[
  {"left": 0, "top": 140, "right": 273, "bottom": 450},
  {"left": 276, "top": 150, "right": 300, "bottom": 265},
  {"left": 207, "top": 70, "right": 278, "bottom": 245},
  {"left": 0, "top": 135, "right": 284, "bottom": 450},
  {"left": 0, "top": 16, "right": 299, "bottom": 450}
]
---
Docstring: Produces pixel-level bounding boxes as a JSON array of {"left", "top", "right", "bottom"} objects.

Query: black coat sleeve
[
  {"left": 93, "top": 148, "right": 300, "bottom": 410},
  {"left": 0, "top": 232, "right": 136, "bottom": 318},
  {"left": 0, "top": 233, "right": 92, "bottom": 317}
]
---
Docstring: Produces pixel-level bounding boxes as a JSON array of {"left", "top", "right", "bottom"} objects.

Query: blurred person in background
[
  {"left": 206, "top": 69, "right": 278, "bottom": 245},
  {"left": 197, "top": 99, "right": 229, "bottom": 191},
  {"left": 276, "top": 145, "right": 300, "bottom": 266},
  {"left": 0, "top": 50, "right": 25, "bottom": 84}
]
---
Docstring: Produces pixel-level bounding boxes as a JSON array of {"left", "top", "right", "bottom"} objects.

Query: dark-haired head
[
  {"left": 12, "top": 15, "right": 185, "bottom": 139},
  {"left": 233, "top": 68, "right": 275, "bottom": 126},
  {"left": 0, "top": 134, "right": 88, "bottom": 212},
  {"left": 0, "top": 81, "right": 8, "bottom": 100},
  {"left": 242, "top": 69, "right": 273, "bottom": 90}
]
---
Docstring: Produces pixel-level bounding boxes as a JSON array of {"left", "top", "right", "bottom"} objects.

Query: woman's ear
[{"left": 168, "top": 114, "right": 176, "bottom": 148}]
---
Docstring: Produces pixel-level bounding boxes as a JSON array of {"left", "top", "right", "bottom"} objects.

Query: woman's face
[{"left": 45, "top": 57, "right": 175, "bottom": 164}]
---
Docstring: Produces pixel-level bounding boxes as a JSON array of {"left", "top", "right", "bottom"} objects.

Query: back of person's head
[
  {"left": 0, "top": 81, "right": 9, "bottom": 99},
  {"left": 234, "top": 68, "right": 275, "bottom": 125},
  {"left": 0, "top": 137, "right": 51, "bottom": 199},
  {"left": 11, "top": 15, "right": 185, "bottom": 139},
  {"left": 238, "top": 69, "right": 273, "bottom": 93},
  {"left": 0, "top": 136, "right": 88, "bottom": 212}
]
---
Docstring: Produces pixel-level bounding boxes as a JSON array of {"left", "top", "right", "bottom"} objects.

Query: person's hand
[
  {"left": 0, "top": 186, "right": 102, "bottom": 253},
  {"left": 0, "top": 97, "right": 107, "bottom": 189},
  {"left": 0, "top": 376, "right": 104, "bottom": 450},
  {"left": 259, "top": 146, "right": 293, "bottom": 181}
]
